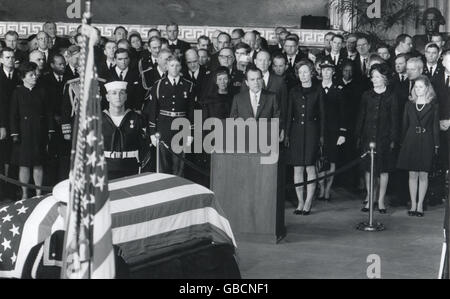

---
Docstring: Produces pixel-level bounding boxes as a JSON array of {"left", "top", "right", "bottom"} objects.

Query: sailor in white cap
[{"left": 102, "top": 81, "right": 150, "bottom": 180}]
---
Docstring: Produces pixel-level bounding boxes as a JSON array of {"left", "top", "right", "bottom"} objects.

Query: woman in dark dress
[
  {"left": 317, "top": 60, "right": 347, "bottom": 201},
  {"left": 397, "top": 75, "right": 439, "bottom": 217},
  {"left": 356, "top": 63, "right": 399, "bottom": 213},
  {"left": 10, "top": 62, "right": 53, "bottom": 199},
  {"left": 201, "top": 67, "right": 233, "bottom": 119},
  {"left": 284, "top": 60, "right": 325, "bottom": 215}
]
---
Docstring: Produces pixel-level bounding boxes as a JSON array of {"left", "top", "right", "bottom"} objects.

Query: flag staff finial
[{"left": 83, "top": 0, "right": 93, "bottom": 25}]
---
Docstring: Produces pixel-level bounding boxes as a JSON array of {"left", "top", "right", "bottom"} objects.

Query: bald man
[{"left": 183, "top": 49, "right": 211, "bottom": 102}]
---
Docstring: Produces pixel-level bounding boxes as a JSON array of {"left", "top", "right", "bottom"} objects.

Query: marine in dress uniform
[
  {"left": 102, "top": 81, "right": 151, "bottom": 180},
  {"left": 144, "top": 57, "right": 195, "bottom": 176}
]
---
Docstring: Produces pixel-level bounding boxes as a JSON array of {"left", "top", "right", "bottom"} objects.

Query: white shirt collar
[
  {"left": 116, "top": 67, "right": 128, "bottom": 78},
  {"left": 262, "top": 71, "right": 270, "bottom": 86},
  {"left": 342, "top": 78, "right": 352, "bottom": 85},
  {"left": 169, "top": 39, "right": 178, "bottom": 46},
  {"left": 427, "top": 63, "right": 437, "bottom": 69},
  {"left": 322, "top": 82, "right": 332, "bottom": 89},
  {"left": 189, "top": 68, "right": 200, "bottom": 79},
  {"left": 53, "top": 72, "right": 63, "bottom": 81},
  {"left": 3, "top": 67, "right": 13, "bottom": 78},
  {"left": 249, "top": 89, "right": 262, "bottom": 100},
  {"left": 157, "top": 66, "right": 165, "bottom": 77},
  {"left": 167, "top": 75, "right": 180, "bottom": 85}
]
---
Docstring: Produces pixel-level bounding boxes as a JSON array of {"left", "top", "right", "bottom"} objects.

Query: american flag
[
  {"left": 0, "top": 196, "right": 61, "bottom": 278},
  {"left": 61, "top": 22, "right": 115, "bottom": 279},
  {"left": 0, "top": 173, "right": 237, "bottom": 278}
]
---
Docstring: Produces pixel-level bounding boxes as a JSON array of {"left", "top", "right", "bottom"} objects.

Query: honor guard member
[
  {"left": 102, "top": 81, "right": 151, "bottom": 180},
  {"left": 144, "top": 56, "right": 194, "bottom": 176},
  {"left": 22, "top": 180, "right": 129, "bottom": 279}
]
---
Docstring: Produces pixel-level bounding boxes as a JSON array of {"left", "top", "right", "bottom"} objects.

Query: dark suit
[
  {"left": 141, "top": 66, "right": 165, "bottom": 91},
  {"left": 241, "top": 73, "right": 288, "bottom": 132},
  {"left": 230, "top": 89, "right": 280, "bottom": 121},
  {"left": 168, "top": 39, "right": 191, "bottom": 55},
  {"left": 352, "top": 54, "right": 372, "bottom": 92},
  {"left": 51, "top": 36, "right": 71, "bottom": 53},
  {"left": 423, "top": 63, "right": 444, "bottom": 84},
  {"left": 0, "top": 68, "right": 21, "bottom": 194},
  {"left": 41, "top": 72, "right": 66, "bottom": 185},
  {"left": 138, "top": 51, "right": 157, "bottom": 74},
  {"left": 107, "top": 67, "right": 145, "bottom": 111},
  {"left": 182, "top": 66, "right": 211, "bottom": 103},
  {"left": 97, "top": 59, "right": 116, "bottom": 81},
  {"left": 63, "top": 65, "right": 79, "bottom": 82},
  {"left": 323, "top": 52, "right": 349, "bottom": 80},
  {"left": 268, "top": 44, "right": 283, "bottom": 56}
]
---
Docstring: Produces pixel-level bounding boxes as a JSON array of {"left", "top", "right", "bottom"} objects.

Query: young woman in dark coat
[
  {"left": 317, "top": 60, "right": 347, "bottom": 201},
  {"left": 397, "top": 75, "right": 439, "bottom": 217},
  {"left": 9, "top": 62, "right": 54, "bottom": 199},
  {"left": 284, "top": 59, "right": 325, "bottom": 215},
  {"left": 356, "top": 63, "right": 399, "bottom": 213}
]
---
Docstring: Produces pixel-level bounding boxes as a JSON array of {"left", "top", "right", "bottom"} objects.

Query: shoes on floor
[
  {"left": 361, "top": 207, "right": 369, "bottom": 212},
  {"left": 407, "top": 210, "right": 416, "bottom": 216},
  {"left": 378, "top": 209, "right": 387, "bottom": 214},
  {"left": 415, "top": 211, "right": 424, "bottom": 217},
  {"left": 293, "top": 209, "right": 303, "bottom": 215}
]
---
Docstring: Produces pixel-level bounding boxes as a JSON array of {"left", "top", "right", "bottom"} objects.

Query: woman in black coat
[
  {"left": 284, "top": 60, "right": 325, "bottom": 215},
  {"left": 201, "top": 67, "right": 233, "bottom": 119},
  {"left": 317, "top": 60, "right": 347, "bottom": 201},
  {"left": 356, "top": 63, "right": 399, "bottom": 213},
  {"left": 10, "top": 62, "right": 53, "bottom": 199},
  {"left": 397, "top": 75, "right": 439, "bottom": 217}
]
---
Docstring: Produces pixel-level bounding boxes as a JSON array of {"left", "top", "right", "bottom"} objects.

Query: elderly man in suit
[{"left": 230, "top": 67, "right": 280, "bottom": 121}]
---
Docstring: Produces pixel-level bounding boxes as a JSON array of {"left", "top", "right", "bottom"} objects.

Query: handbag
[{"left": 316, "top": 144, "right": 330, "bottom": 172}]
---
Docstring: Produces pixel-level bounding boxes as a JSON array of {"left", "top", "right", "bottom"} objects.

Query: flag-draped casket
[{"left": 0, "top": 173, "right": 237, "bottom": 278}]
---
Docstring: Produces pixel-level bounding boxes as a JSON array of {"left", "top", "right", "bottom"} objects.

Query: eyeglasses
[
  {"left": 219, "top": 55, "right": 234, "bottom": 60},
  {"left": 356, "top": 43, "right": 368, "bottom": 48}
]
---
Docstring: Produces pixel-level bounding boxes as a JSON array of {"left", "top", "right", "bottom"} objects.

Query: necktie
[
  {"left": 446, "top": 75, "right": 450, "bottom": 88},
  {"left": 401, "top": 75, "right": 404, "bottom": 82},
  {"left": 289, "top": 57, "right": 293, "bottom": 67},
  {"left": 362, "top": 58, "right": 367, "bottom": 74},
  {"left": 109, "top": 63, "right": 115, "bottom": 71},
  {"left": 191, "top": 71, "right": 196, "bottom": 83},
  {"left": 252, "top": 93, "right": 258, "bottom": 116},
  {"left": 58, "top": 75, "right": 62, "bottom": 83},
  {"left": 120, "top": 71, "right": 124, "bottom": 81},
  {"left": 429, "top": 66, "right": 433, "bottom": 76},
  {"left": 332, "top": 55, "right": 336, "bottom": 64},
  {"left": 173, "top": 78, "right": 177, "bottom": 86},
  {"left": 8, "top": 72, "right": 12, "bottom": 80},
  {"left": 74, "top": 69, "right": 79, "bottom": 77}
]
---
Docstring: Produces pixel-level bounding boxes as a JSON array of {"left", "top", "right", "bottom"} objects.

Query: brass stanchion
[
  {"left": 357, "top": 142, "right": 385, "bottom": 232},
  {"left": 155, "top": 133, "right": 161, "bottom": 173}
]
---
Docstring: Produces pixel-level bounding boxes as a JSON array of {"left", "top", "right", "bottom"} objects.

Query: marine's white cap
[{"left": 105, "top": 81, "right": 128, "bottom": 92}]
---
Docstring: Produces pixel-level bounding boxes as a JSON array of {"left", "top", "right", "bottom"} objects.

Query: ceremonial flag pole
[{"left": 61, "top": 0, "right": 116, "bottom": 279}]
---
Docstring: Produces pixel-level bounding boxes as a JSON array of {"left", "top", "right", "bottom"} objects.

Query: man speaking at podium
[{"left": 230, "top": 66, "right": 280, "bottom": 121}]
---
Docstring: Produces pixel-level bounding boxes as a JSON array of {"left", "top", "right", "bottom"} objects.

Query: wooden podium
[{"left": 210, "top": 119, "right": 286, "bottom": 243}]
